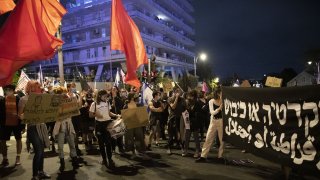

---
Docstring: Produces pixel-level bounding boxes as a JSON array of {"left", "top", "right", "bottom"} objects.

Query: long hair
[
  {"left": 25, "top": 80, "right": 42, "bottom": 94},
  {"left": 96, "top": 89, "right": 108, "bottom": 105},
  {"left": 112, "top": 86, "right": 120, "bottom": 98},
  {"left": 213, "top": 88, "right": 222, "bottom": 100},
  {"left": 52, "top": 86, "right": 67, "bottom": 94}
]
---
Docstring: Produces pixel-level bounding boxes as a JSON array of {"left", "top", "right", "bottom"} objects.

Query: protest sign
[
  {"left": 222, "top": 85, "right": 320, "bottom": 174},
  {"left": 265, "top": 76, "right": 283, "bottom": 87},
  {"left": 23, "top": 94, "right": 80, "bottom": 123},
  {"left": 121, "top": 106, "right": 149, "bottom": 129}
]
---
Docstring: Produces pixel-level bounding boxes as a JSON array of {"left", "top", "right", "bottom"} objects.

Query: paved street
[{"left": 0, "top": 135, "right": 317, "bottom": 180}]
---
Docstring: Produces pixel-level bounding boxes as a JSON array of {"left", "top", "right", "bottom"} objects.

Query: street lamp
[
  {"left": 194, "top": 53, "right": 207, "bottom": 76},
  {"left": 307, "top": 60, "right": 320, "bottom": 84}
]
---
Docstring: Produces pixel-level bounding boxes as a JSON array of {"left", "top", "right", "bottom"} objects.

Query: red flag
[
  {"left": 0, "top": 0, "right": 15, "bottom": 15},
  {"left": 110, "top": 0, "right": 148, "bottom": 88},
  {"left": 0, "top": 0, "right": 66, "bottom": 86}
]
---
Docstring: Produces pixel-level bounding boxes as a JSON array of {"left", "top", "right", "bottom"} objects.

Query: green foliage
[
  {"left": 178, "top": 74, "right": 198, "bottom": 92},
  {"left": 11, "top": 71, "right": 20, "bottom": 86}
]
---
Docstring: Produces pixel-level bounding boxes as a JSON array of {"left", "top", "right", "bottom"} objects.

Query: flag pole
[{"left": 57, "top": 0, "right": 64, "bottom": 85}]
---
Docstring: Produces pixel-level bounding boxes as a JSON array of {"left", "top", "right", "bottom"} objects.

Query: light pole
[
  {"left": 308, "top": 61, "right": 320, "bottom": 84},
  {"left": 194, "top": 53, "right": 207, "bottom": 76}
]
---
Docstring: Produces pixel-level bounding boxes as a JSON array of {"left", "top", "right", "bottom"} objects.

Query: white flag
[
  {"left": 15, "top": 71, "right": 30, "bottom": 94},
  {"left": 37, "top": 64, "right": 44, "bottom": 86},
  {"left": 120, "top": 69, "right": 126, "bottom": 83},
  {"left": 114, "top": 69, "right": 121, "bottom": 87},
  {"left": 0, "top": 87, "right": 3, "bottom": 96}
]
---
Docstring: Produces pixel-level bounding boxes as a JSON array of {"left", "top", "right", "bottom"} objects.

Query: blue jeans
[{"left": 27, "top": 126, "right": 44, "bottom": 176}]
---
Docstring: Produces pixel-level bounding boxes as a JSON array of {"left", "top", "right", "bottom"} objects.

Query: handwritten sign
[
  {"left": 222, "top": 86, "right": 320, "bottom": 175},
  {"left": 23, "top": 94, "right": 80, "bottom": 124},
  {"left": 121, "top": 106, "right": 149, "bottom": 129},
  {"left": 57, "top": 96, "right": 80, "bottom": 120},
  {"left": 265, "top": 76, "right": 283, "bottom": 87}
]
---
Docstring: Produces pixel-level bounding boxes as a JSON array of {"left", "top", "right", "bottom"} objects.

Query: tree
[{"left": 178, "top": 73, "right": 198, "bottom": 92}]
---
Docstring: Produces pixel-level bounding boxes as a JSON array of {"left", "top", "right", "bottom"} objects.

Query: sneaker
[
  {"left": 100, "top": 159, "right": 107, "bottom": 165},
  {"left": 167, "top": 149, "right": 172, "bottom": 155},
  {"left": 193, "top": 153, "right": 200, "bottom": 158},
  {"left": 15, "top": 156, "right": 21, "bottom": 166},
  {"left": 31, "top": 176, "right": 39, "bottom": 180},
  {"left": 1, "top": 159, "right": 9, "bottom": 167},
  {"left": 136, "top": 153, "right": 151, "bottom": 160},
  {"left": 146, "top": 145, "right": 152, "bottom": 151},
  {"left": 38, "top": 171, "right": 51, "bottom": 179},
  {"left": 195, "top": 157, "right": 207, "bottom": 163},
  {"left": 108, "top": 159, "right": 115, "bottom": 169},
  {"left": 181, "top": 153, "right": 187, "bottom": 157}
]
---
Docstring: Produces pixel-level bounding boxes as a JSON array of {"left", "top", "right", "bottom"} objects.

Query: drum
[{"left": 107, "top": 118, "right": 126, "bottom": 139}]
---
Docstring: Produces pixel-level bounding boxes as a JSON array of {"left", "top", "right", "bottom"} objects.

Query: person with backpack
[{"left": 0, "top": 84, "right": 24, "bottom": 167}]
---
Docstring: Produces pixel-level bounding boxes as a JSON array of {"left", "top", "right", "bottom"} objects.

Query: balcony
[
  {"left": 138, "top": 0, "right": 195, "bottom": 34},
  {"left": 62, "top": 16, "right": 110, "bottom": 33},
  {"left": 129, "top": 10, "right": 195, "bottom": 46},
  {"left": 157, "top": 0, "right": 194, "bottom": 24},
  {"left": 63, "top": 36, "right": 110, "bottom": 50}
]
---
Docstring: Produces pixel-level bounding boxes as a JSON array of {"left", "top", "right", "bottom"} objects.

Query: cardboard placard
[
  {"left": 163, "top": 81, "right": 173, "bottom": 93},
  {"left": 23, "top": 94, "right": 80, "bottom": 124},
  {"left": 265, "top": 76, "right": 283, "bottom": 87},
  {"left": 121, "top": 106, "right": 149, "bottom": 129}
]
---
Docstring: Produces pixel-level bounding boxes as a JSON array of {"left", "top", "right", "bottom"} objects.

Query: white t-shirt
[{"left": 89, "top": 101, "right": 112, "bottom": 122}]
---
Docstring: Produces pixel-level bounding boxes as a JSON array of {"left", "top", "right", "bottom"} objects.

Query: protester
[
  {"left": 89, "top": 89, "right": 120, "bottom": 169},
  {"left": 79, "top": 89, "right": 95, "bottom": 151},
  {"left": 198, "top": 92, "right": 209, "bottom": 142},
  {"left": 196, "top": 88, "right": 224, "bottom": 162},
  {"left": 148, "top": 91, "right": 163, "bottom": 149},
  {"left": 123, "top": 92, "right": 150, "bottom": 160},
  {"left": 67, "top": 83, "right": 82, "bottom": 156},
  {"left": 167, "top": 88, "right": 185, "bottom": 154},
  {"left": 18, "top": 80, "right": 51, "bottom": 180},
  {"left": 160, "top": 89, "right": 169, "bottom": 140},
  {"left": 0, "top": 84, "right": 24, "bottom": 167},
  {"left": 181, "top": 90, "right": 201, "bottom": 158},
  {"left": 52, "top": 86, "right": 80, "bottom": 172},
  {"left": 110, "top": 86, "right": 125, "bottom": 154}
]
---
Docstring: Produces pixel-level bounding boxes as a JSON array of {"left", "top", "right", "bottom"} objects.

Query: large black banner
[{"left": 222, "top": 85, "right": 320, "bottom": 174}]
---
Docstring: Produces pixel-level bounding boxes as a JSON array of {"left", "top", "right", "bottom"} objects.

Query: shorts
[{"left": 0, "top": 125, "right": 23, "bottom": 141}]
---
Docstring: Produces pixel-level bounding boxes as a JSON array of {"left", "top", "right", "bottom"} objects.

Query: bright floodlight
[
  {"left": 199, "top": 53, "right": 207, "bottom": 61},
  {"left": 308, "top": 61, "right": 312, "bottom": 65}
]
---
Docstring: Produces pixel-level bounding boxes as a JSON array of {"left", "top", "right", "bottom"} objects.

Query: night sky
[{"left": 193, "top": 0, "right": 320, "bottom": 79}]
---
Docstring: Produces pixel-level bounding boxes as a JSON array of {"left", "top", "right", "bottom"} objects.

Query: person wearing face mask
[
  {"left": 120, "top": 88, "right": 128, "bottom": 100},
  {"left": 0, "top": 84, "right": 24, "bottom": 167},
  {"left": 89, "top": 90, "right": 120, "bottom": 169}
]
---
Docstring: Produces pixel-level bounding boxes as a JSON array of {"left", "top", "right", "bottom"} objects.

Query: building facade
[
  {"left": 287, "top": 71, "right": 316, "bottom": 87},
  {"left": 29, "top": 0, "right": 195, "bottom": 82}
]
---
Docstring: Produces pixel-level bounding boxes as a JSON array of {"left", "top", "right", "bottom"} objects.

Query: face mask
[{"left": 121, "top": 92, "right": 127, "bottom": 97}]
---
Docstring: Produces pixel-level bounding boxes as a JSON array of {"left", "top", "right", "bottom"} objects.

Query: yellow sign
[
  {"left": 163, "top": 81, "right": 173, "bottom": 93},
  {"left": 121, "top": 106, "right": 149, "bottom": 129},
  {"left": 265, "top": 76, "right": 283, "bottom": 87}
]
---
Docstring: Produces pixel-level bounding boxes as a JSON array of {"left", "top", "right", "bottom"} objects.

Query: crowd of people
[{"left": 0, "top": 80, "right": 225, "bottom": 180}]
